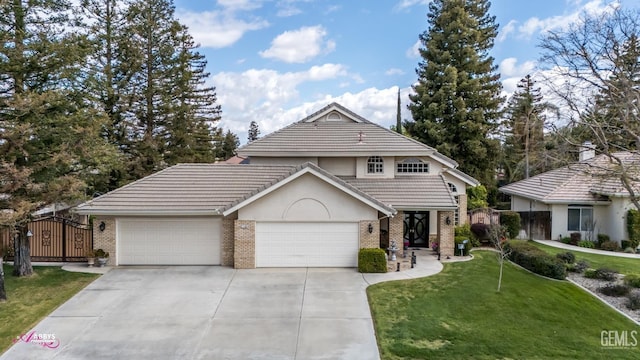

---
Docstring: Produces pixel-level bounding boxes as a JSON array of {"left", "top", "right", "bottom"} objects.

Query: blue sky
[{"left": 172, "top": 0, "right": 640, "bottom": 143}]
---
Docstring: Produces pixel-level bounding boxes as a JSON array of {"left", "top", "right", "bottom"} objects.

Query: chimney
[{"left": 579, "top": 141, "right": 596, "bottom": 161}]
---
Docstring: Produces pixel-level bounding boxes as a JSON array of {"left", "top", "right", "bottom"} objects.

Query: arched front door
[{"left": 403, "top": 211, "right": 429, "bottom": 247}]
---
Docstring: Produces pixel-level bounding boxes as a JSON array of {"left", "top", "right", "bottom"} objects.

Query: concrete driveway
[{"left": 2, "top": 266, "right": 381, "bottom": 360}]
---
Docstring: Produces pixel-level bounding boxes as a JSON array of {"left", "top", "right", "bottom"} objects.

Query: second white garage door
[
  {"left": 255, "top": 222, "right": 359, "bottom": 267},
  {"left": 117, "top": 217, "right": 221, "bottom": 265}
]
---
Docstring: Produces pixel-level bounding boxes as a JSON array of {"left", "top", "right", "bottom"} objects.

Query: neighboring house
[
  {"left": 75, "top": 103, "right": 479, "bottom": 268},
  {"left": 499, "top": 150, "right": 640, "bottom": 243}
]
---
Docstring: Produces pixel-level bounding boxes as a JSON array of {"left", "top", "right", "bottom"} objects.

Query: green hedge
[
  {"left": 505, "top": 241, "right": 566, "bottom": 280},
  {"left": 358, "top": 248, "right": 387, "bottom": 273},
  {"left": 627, "top": 209, "right": 640, "bottom": 248},
  {"left": 500, "top": 211, "right": 521, "bottom": 239},
  {"left": 454, "top": 236, "right": 472, "bottom": 256}
]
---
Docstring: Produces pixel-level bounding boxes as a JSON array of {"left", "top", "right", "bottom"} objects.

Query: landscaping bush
[
  {"left": 600, "top": 240, "right": 620, "bottom": 252},
  {"left": 570, "top": 232, "right": 581, "bottom": 245},
  {"left": 499, "top": 211, "right": 521, "bottom": 239},
  {"left": 556, "top": 252, "right": 576, "bottom": 264},
  {"left": 575, "top": 259, "right": 590, "bottom": 273},
  {"left": 626, "top": 292, "right": 640, "bottom": 310},
  {"left": 597, "top": 233, "right": 610, "bottom": 247},
  {"left": 560, "top": 236, "right": 572, "bottom": 244},
  {"left": 454, "top": 236, "right": 472, "bottom": 256},
  {"left": 455, "top": 224, "right": 480, "bottom": 247},
  {"left": 623, "top": 274, "right": 640, "bottom": 288},
  {"left": 584, "top": 268, "right": 598, "bottom": 279},
  {"left": 594, "top": 267, "right": 619, "bottom": 281},
  {"left": 577, "top": 240, "right": 595, "bottom": 249},
  {"left": 470, "top": 223, "right": 491, "bottom": 242},
  {"left": 626, "top": 209, "right": 640, "bottom": 248},
  {"left": 504, "top": 241, "right": 566, "bottom": 280},
  {"left": 624, "top": 247, "right": 635, "bottom": 254},
  {"left": 620, "top": 240, "right": 631, "bottom": 250},
  {"left": 597, "top": 284, "right": 630, "bottom": 297},
  {"left": 358, "top": 248, "right": 387, "bottom": 273}
]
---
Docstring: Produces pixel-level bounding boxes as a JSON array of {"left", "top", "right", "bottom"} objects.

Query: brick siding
[
  {"left": 93, "top": 217, "right": 116, "bottom": 266},
  {"left": 234, "top": 220, "right": 255, "bottom": 269},
  {"left": 221, "top": 219, "right": 235, "bottom": 266}
]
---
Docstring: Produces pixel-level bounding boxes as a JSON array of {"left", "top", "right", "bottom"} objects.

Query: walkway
[{"left": 534, "top": 240, "right": 640, "bottom": 258}]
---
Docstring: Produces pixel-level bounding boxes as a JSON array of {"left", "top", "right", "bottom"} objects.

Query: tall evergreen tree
[
  {"left": 0, "top": 0, "right": 118, "bottom": 276},
  {"left": 502, "top": 75, "right": 555, "bottom": 182},
  {"left": 406, "top": 0, "right": 503, "bottom": 186},
  {"left": 248, "top": 121, "right": 260, "bottom": 143},
  {"left": 396, "top": 88, "right": 402, "bottom": 135},
  {"left": 213, "top": 129, "right": 240, "bottom": 160}
]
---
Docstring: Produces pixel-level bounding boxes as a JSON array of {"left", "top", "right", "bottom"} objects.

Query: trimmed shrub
[
  {"left": 597, "top": 284, "right": 630, "bottom": 297},
  {"left": 575, "top": 259, "right": 590, "bottom": 273},
  {"left": 358, "top": 248, "right": 387, "bottom": 273},
  {"left": 556, "top": 252, "right": 576, "bottom": 264},
  {"left": 626, "top": 209, "right": 640, "bottom": 248},
  {"left": 600, "top": 241, "right": 620, "bottom": 252},
  {"left": 623, "top": 274, "right": 640, "bottom": 288},
  {"left": 454, "top": 236, "right": 472, "bottom": 256},
  {"left": 500, "top": 211, "right": 521, "bottom": 239},
  {"left": 504, "top": 241, "right": 566, "bottom": 280},
  {"left": 621, "top": 240, "right": 631, "bottom": 250},
  {"left": 597, "top": 234, "right": 610, "bottom": 247},
  {"left": 594, "top": 268, "right": 619, "bottom": 281},
  {"left": 577, "top": 240, "right": 595, "bottom": 249},
  {"left": 570, "top": 232, "right": 581, "bottom": 245},
  {"left": 627, "top": 293, "right": 640, "bottom": 310},
  {"left": 560, "top": 237, "right": 572, "bottom": 244},
  {"left": 455, "top": 223, "right": 472, "bottom": 237},
  {"left": 584, "top": 269, "right": 598, "bottom": 279}
]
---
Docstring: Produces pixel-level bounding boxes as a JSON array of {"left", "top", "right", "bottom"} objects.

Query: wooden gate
[{"left": 0, "top": 217, "right": 92, "bottom": 262}]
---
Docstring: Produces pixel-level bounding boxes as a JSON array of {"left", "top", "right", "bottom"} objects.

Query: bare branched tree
[
  {"left": 539, "top": 7, "right": 640, "bottom": 209},
  {"left": 489, "top": 225, "right": 510, "bottom": 292}
]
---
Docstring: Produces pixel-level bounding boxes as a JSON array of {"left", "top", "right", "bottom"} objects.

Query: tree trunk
[
  {"left": 12, "top": 227, "right": 33, "bottom": 277},
  {"left": 497, "top": 257, "right": 504, "bottom": 292},
  {"left": 0, "top": 255, "right": 6, "bottom": 301}
]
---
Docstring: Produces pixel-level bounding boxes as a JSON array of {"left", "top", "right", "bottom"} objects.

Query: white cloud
[
  {"left": 517, "top": 0, "right": 619, "bottom": 37},
  {"left": 176, "top": 10, "right": 268, "bottom": 48},
  {"left": 498, "top": 57, "right": 538, "bottom": 98},
  {"left": 216, "top": 0, "right": 263, "bottom": 11},
  {"left": 498, "top": 20, "right": 517, "bottom": 42},
  {"left": 259, "top": 25, "right": 335, "bottom": 63},
  {"left": 406, "top": 40, "right": 421, "bottom": 58},
  {"left": 395, "top": 0, "right": 430, "bottom": 10},
  {"left": 385, "top": 68, "right": 405, "bottom": 76}
]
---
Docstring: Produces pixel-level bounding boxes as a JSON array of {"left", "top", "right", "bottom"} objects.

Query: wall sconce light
[
  {"left": 240, "top": 224, "right": 249, "bottom": 230},
  {"left": 99, "top": 221, "right": 106, "bottom": 232},
  {"left": 368, "top": 223, "right": 374, "bottom": 234},
  {"left": 445, "top": 216, "right": 452, "bottom": 226},
  {"left": 26, "top": 229, "right": 33, "bottom": 237}
]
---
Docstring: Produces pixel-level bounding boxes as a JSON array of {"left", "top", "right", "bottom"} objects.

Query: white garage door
[
  {"left": 117, "top": 217, "right": 221, "bottom": 265},
  {"left": 255, "top": 222, "right": 359, "bottom": 267}
]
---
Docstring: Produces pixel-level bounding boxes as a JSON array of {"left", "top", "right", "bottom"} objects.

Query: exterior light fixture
[
  {"left": 99, "top": 221, "right": 106, "bottom": 232},
  {"left": 368, "top": 223, "right": 373, "bottom": 234},
  {"left": 445, "top": 216, "right": 452, "bottom": 226},
  {"left": 26, "top": 230, "right": 33, "bottom": 237}
]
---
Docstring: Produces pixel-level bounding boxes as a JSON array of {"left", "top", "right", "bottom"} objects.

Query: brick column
[
  {"left": 359, "top": 220, "right": 379, "bottom": 249},
  {"left": 93, "top": 217, "right": 116, "bottom": 266},
  {"left": 221, "top": 219, "right": 235, "bottom": 266},
  {"left": 438, "top": 211, "right": 455, "bottom": 257},
  {"left": 388, "top": 211, "right": 404, "bottom": 258},
  {"left": 458, "top": 194, "right": 468, "bottom": 225},
  {"left": 234, "top": 220, "right": 255, "bottom": 269}
]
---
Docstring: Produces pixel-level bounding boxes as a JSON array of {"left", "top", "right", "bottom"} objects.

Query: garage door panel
[
  {"left": 118, "top": 218, "right": 221, "bottom": 265},
  {"left": 256, "top": 222, "right": 358, "bottom": 267}
]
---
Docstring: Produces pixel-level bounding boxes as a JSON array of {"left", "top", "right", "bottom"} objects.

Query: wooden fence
[{"left": 1, "top": 217, "right": 92, "bottom": 262}]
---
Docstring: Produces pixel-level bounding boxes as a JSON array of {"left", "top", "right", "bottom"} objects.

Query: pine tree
[
  {"left": 0, "top": 0, "right": 118, "bottom": 276},
  {"left": 406, "top": 0, "right": 503, "bottom": 186},
  {"left": 502, "top": 75, "right": 555, "bottom": 182},
  {"left": 396, "top": 88, "right": 402, "bottom": 135},
  {"left": 248, "top": 121, "right": 260, "bottom": 143}
]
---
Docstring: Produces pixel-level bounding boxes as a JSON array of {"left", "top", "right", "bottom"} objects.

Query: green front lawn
[
  {"left": 530, "top": 241, "right": 640, "bottom": 275},
  {"left": 0, "top": 264, "right": 98, "bottom": 353},
  {"left": 368, "top": 251, "right": 639, "bottom": 360}
]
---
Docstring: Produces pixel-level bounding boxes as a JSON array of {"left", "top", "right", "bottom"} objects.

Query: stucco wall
[
  {"left": 356, "top": 156, "right": 395, "bottom": 179},
  {"left": 317, "top": 157, "right": 356, "bottom": 176},
  {"left": 511, "top": 196, "right": 550, "bottom": 212},
  {"left": 238, "top": 173, "right": 378, "bottom": 221}
]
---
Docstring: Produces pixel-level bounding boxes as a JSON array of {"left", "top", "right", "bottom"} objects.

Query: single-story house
[
  {"left": 499, "top": 149, "right": 640, "bottom": 243},
  {"left": 75, "top": 103, "right": 479, "bottom": 268}
]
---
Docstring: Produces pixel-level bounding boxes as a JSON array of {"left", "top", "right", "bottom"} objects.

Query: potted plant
[
  {"left": 85, "top": 249, "right": 96, "bottom": 267},
  {"left": 95, "top": 249, "right": 109, "bottom": 267}
]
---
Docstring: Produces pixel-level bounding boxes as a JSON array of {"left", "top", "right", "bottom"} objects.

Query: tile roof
[
  {"left": 237, "top": 103, "right": 458, "bottom": 167},
  {"left": 499, "top": 152, "right": 640, "bottom": 203},
  {"left": 341, "top": 175, "right": 458, "bottom": 210}
]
